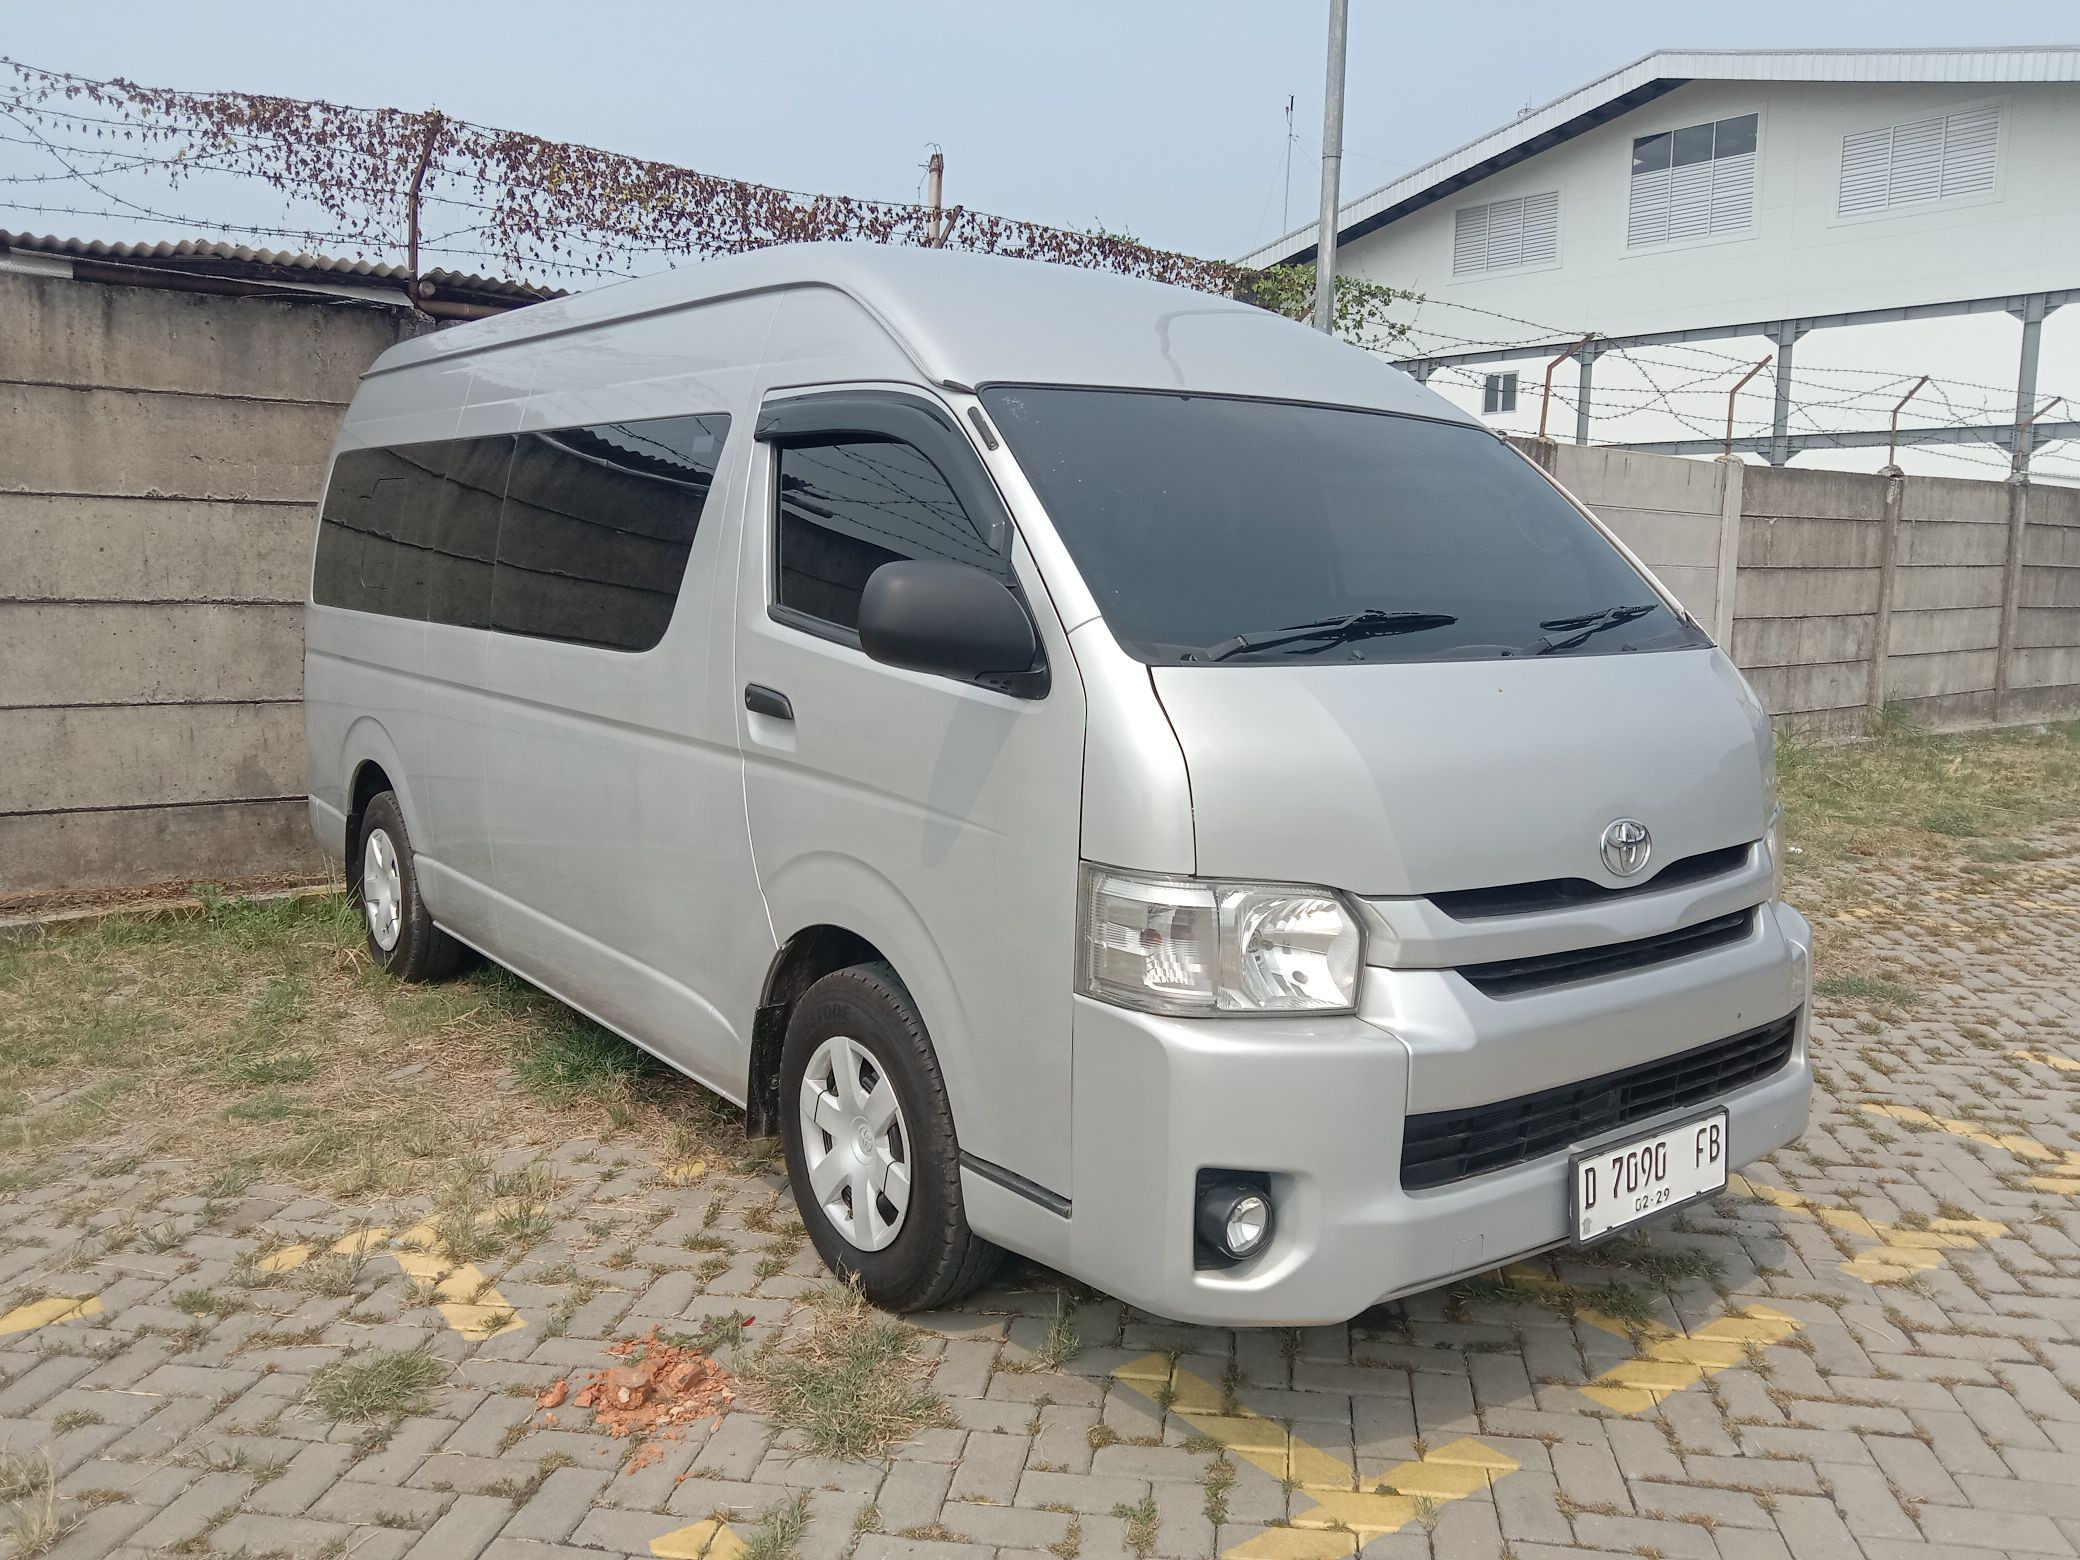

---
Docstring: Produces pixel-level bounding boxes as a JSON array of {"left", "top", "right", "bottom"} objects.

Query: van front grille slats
[
  {"left": 1457, "top": 908, "right": 1756, "bottom": 998},
  {"left": 1427, "top": 842, "right": 1753, "bottom": 920},
  {"left": 1399, "top": 1011, "right": 1799, "bottom": 1191}
]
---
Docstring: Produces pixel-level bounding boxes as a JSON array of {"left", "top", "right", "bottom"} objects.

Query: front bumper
[{"left": 1063, "top": 902, "right": 1813, "bottom": 1327}]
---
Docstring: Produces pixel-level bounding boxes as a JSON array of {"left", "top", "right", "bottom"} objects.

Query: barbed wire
[
  {"left": 1391, "top": 286, "right": 2071, "bottom": 480},
  {"left": 0, "top": 58, "right": 1252, "bottom": 295}
]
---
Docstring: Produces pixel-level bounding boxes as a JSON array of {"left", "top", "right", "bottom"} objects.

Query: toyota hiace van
[{"left": 305, "top": 243, "right": 1811, "bottom": 1325}]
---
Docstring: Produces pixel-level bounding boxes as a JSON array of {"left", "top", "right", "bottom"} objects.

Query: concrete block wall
[
  {"left": 2013, "top": 484, "right": 2080, "bottom": 723},
  {"left": 1531, "top": 442, "right": 1732, "bottom": 630},
  {"left": 4, "top": 268, "right": 2078, "bottom": 897},
  {"left": 0, "top": 271, "right": 427, "bottom": 898},
  {"left": 1525, "top": 440, "right": 2080, "bottom": 741}
]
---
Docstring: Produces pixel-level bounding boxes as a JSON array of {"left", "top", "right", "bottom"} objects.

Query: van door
[
  {"left": 475, "top": 413, "right": 761, "bottom": 1092},
  {"left": 734, "top": 389, "right": 1085, "bottom": 1204}
]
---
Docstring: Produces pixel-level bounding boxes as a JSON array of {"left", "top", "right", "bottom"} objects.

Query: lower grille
[
  {"left": 1459, "top": 908, "right": 1756, "bottom": 998},
  {"left": 1399, "top": 1010, "right": 1799, "bottom": 1192}
]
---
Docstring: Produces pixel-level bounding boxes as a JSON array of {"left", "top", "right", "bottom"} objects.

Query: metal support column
[
  {"left": 1575, "top": 341, "right": 1599, "bottom": 446},
  {"left": 2010, "top": 293, "right": 2049, "bottom": 473},
  {"left": 1406, "top": 360, "right": 1433, "bottom": 385},
  {"left": 1766, "top": 321, "right": 1808, "bottom": 466}
]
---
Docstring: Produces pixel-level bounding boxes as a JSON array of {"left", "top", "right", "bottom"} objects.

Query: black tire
[
  {"left": 353, "top": 791, "right": 465, "bottom": 983},
  {"left": 780, "top": 962, "right": 1002, "bottom": 1311}
]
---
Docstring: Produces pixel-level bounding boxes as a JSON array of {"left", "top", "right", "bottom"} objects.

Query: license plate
[{"left": 1573, "top": 1111, "right": 1728, "bottom": 1242}]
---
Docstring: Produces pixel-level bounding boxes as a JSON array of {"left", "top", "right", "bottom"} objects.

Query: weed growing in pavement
[
  {"left": 742, "top": 1281, "right": 948, "bottom": 1458},
  {"left": 1572, "top": 1232, "right": 1725, "bottom": 1287},
  {"left": 1112, "top": 1496, "right": 1159, "bottom": 1559},
  {"left": 1816, "top": 973, "right": 1921, "bottom": 1010},
  {"left": 305, "top": 1345, "right": 448, "bottom": 1424},
  {"left": 0, "top": 1450, "right": 67, "bottom": 1557},
  {"left": 740, "top": 1496, "right": 810, "bottom": 1560}
]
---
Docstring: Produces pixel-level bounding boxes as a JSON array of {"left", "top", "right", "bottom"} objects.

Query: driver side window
[{"left": 774, "top": 438, "right": 1002, "bottom": 634}]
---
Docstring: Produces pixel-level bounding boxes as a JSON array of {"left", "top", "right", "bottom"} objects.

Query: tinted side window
[
  {"left": 494, "top": 415, "right": 730, "bottom": 651},
  {"left": 425, "top": 437, "right": 513, "bottom": 630},
  {"left": 774, "top": 440, "right": 1001, "bottom": 633},
  {"left": 313, "top": 442, "right": 452, "bottom": 616},
  {"left": 313, "top": 437, "right": 512, "bottom": 627}
]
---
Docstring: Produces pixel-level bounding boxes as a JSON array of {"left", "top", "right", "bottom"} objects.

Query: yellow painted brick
[
  {"left": 1168, "top": 1368, "right": 1228, "bottom": 1415},
  {"left": 1292, "top": 1488, "right": 1422, "bottom": 1538},
  {"left": 1424, "top": 1437, "right": 1520, "bottom": 1473},
  {"left": 1112, "top": 1351, "right": 1171, "bottom": 1385},
  {"left": 1224, "top": 1526, "right": 1356, "bottom": 1560},
  {"left": 0, "top": 1296, "right": 101, "bottom": 1335},
  {"left": 1579, "top": 1382, "right": 1664, "bottom": 1414},
  {"left": 1180, "top": 1412, "right": 1288, "bottom": 1458}
]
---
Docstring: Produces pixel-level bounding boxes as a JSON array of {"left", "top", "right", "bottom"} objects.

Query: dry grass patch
[
  {"left": 743, "top": 1281, "right": 949, "bottom": 1459},
  {"left": 0, "top": 1450, "right": 68, "bottom": 1557},
  {"left": 1777, "top": 718, "right": 2080, "bottom": 871},
  {"left": 0, "top": 891, "right": 736, "bottom": 1201}
]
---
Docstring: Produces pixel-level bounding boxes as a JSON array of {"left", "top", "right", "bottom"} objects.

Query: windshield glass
[{"left": 978, "top": 386, "right": 1708, "bottom": 665}]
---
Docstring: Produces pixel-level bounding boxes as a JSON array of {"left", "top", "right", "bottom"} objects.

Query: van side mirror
[{"left": 858, "top": 560, "right": 1039, "bottom": 685}]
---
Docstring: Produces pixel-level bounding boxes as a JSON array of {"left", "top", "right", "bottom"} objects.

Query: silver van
[{"left": 305, "top": 243, "right": 1811, "bottom": 1326}]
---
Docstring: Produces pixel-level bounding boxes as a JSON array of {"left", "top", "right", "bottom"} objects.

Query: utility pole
[
  {"left": 1311, "top": 0, "right": 1349, "bottom": 334},
  {"left": 1282, "top": 94, "right": 1296, "bottom": 233},
  {"left": 924, "top": 149, "right": 945, "bottom": 246}
]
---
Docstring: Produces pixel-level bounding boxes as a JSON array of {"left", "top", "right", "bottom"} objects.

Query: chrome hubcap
[
  {"left": 798, "top": 1035, "right": 910, "bottom": 1251},
  {"left": 362, "top": 828, "right": 403, "bottom": 953}
]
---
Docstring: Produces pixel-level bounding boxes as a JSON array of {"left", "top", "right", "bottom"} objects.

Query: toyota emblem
[{"left": 1600, "top": 818, "right": 1653, "bottom": 878}]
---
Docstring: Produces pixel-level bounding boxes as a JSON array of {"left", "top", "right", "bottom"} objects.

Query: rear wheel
[
  {"left": 354, "top": 791, "right": 464, "bottom": 982},
  {"left": 781, "top": 962, "right": 1001, "bottom": 1311}
]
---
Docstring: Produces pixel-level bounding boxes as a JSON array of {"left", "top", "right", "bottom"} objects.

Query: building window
[
  {"left": 1482, "top": 372, "right": 1519, "bottom": 416},
  {"left": 1838, "top": 104, "right": 2000, "bottom": 217},
  {"left": 774, "top": 439, "right": 1002, "bottom": 634},
  {"left": 1452, "top": 191, "right": 1559, "bottom": 277},
  {"left": 1627, "top": 113, "right": 1757, "bottom": 249}
]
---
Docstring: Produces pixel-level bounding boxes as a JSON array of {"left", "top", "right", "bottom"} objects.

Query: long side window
[
  {"left": 493, "top": 415, "right": 730, "bottom": 651},
  {"left": 773, "top": 438, "right": 1002, "bottom": 634},
  {"left": 313, "top": 414, "right": 730, "bottom": 653}
]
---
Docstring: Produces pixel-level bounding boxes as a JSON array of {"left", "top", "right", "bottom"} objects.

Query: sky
[{"left": 3, "top": 0, "right": 2073, "bottom": 264}]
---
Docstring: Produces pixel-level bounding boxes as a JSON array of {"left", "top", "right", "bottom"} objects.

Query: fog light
[{"left": 1196, "top": 1180, "right": 1273, "bottom": 1260}]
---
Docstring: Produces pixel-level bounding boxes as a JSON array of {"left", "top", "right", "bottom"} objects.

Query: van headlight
[
  {"left": 1077, "top": 866, "right": 1362, "bottom": 1015},
  {"left": 1766, "top": 806, "right": 1785, "bottom": 902}
]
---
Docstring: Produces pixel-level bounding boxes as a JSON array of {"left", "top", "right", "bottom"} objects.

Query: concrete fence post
[
  {"left": 1711, "top": 456, "right": 1745, "bottom": 647},
  {"left": 1995, "top": 475, "right": 2031, "bottom": 721},
  {"left": 1866, "top": 472, "right": 1906, "bottom": 728}
]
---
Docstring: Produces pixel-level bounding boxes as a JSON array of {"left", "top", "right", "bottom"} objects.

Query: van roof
[{"left": 368, "top": 241, "right": 1460, "bottom": 421}]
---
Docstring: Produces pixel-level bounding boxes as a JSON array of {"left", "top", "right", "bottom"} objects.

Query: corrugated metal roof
[
  {"left": 1243, "top": 45, "right": 2080, "bottom": 269},
  {"left": 0, "top": 228, "right": 557, "bottom": 307}
]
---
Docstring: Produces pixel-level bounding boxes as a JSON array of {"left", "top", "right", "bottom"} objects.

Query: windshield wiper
[
  {"left": 1201, "top": 609, "right": 1458, "bottom": 663},
  {"left": 1532, "top": 602, "right": 1659, "bottom": 655}
]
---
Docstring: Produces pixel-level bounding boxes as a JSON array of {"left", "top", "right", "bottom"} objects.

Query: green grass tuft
[{"left": 304, "top": 1345, "right": 447, "bottom": 1423}]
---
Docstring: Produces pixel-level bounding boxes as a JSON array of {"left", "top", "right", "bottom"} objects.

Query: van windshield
[{"left": 978, "top": 386, "right": 1709, "bottom": 666}]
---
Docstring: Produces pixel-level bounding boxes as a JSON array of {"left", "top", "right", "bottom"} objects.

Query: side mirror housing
[{"left": 858, "top": 560, "right": 1041, "bottom": 688}]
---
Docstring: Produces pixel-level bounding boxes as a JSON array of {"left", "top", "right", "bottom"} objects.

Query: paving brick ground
[{"left": 3, "top": 831, "right": 2079, "bottom": 1558}]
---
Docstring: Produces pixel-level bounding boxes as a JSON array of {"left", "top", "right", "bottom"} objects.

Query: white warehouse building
[{"left": 1245, "top": 47, "right": 2080, "bottom": 483}]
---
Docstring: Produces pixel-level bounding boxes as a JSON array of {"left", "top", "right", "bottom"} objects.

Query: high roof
[
  {"left": 1242, "top": 45, "right": 2080, "bottom": 269},
  {"left": 368, "top": 240, "right": 1459, "bottom": 421}
]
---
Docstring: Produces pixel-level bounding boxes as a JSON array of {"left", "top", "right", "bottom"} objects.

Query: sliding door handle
[{"left": 744, "top": 683, "right": 794, "bottom": 721}]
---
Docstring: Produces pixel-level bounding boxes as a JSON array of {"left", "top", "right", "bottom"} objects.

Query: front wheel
[{"left": 780, "top": 963, "right": 1001, "bottom": 1311}]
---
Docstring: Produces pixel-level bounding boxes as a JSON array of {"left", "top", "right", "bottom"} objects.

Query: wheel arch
[
  {"left": 338, "top": 717, "right": 421, "bottom": 863},
  {"left": 745, "top": 923, "right": 883, "bottom": 1138}
]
